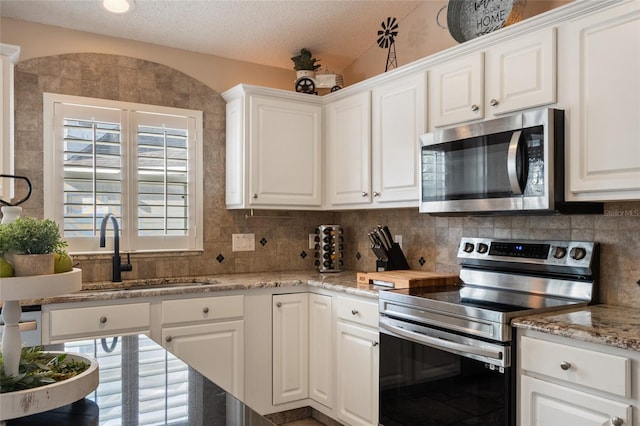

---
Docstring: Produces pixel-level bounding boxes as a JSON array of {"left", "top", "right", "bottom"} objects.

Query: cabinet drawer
[
  {"left": 161, "top": 295, "right": 243, "bottom": 325},
  {"left": 335, "top": 296, "right": 378, "bottom": 328},
  {"left": 520, "top": 336, "right": 630, "bottom": 397},
  {"left": 49, "top": 302, "right": 150, "bottom": 342}
]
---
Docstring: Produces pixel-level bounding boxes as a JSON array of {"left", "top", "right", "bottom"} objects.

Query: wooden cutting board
[{"left": 357, "top": 270, "right": 460, "bottom": 288}]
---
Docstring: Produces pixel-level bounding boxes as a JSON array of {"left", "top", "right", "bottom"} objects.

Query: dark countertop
[{"left": 6, "top": 335, "right": 275, "bottom": 426}]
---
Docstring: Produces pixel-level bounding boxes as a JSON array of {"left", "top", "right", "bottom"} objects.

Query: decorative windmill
[{"left": 377, "top": 17, "right": 398, "bottom": 72}]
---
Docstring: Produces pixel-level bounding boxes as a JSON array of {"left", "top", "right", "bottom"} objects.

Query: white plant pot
[
  {"left": 12, "top": 253, "right": 55, "bottom": 277},
  {"left": 296, "top": 70, "right": 316, "bottom": 79}
]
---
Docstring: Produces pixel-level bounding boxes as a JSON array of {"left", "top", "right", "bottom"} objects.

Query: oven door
[{"left": 379, "top": 316, "right": 514, "bottom": 426}]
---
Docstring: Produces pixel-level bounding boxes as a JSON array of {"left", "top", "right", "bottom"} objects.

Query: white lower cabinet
[
  {"left": 162, "top": 320, "right": 244, "bottom": 398},
  {"left": 269, "top": 292, "right": 379, "bottom": 425},
  {"left": 272, "top": 293, "right": 309, "bottom": 405},
  {"left": 519, "top": 331, "right": 636, "bottom": 426},
  {"left": 160, "top": 295, "right": 244, "bottom": 399},
  {"left": 521, "top": 375, "right": 631, "bottom": 426},
  {"left": 46, "top": 301, "right": 151, "bottom": 343},
  {"left": 309, "top": 293, "right": 333, "bottom": 409},
  {"left": 335, "top": 296, "right": 379, "bottom": 426}
]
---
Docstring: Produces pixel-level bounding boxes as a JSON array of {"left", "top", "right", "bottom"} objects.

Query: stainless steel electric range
[{"left": 378, "top": 237, "right": 599, "bottom": 426}]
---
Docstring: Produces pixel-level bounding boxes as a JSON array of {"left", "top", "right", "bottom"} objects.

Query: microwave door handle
[{"left": 507, "top": 130, "right": 524, "bottom": 195}]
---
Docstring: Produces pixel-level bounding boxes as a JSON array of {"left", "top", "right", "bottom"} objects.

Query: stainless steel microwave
[{"left": 419, "top": 108, "right": 601, "bottom": 215}]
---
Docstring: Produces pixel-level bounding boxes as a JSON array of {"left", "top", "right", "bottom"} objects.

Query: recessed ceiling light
[{"left": 103, "top": 0, "right": 134, "bottom": 14}]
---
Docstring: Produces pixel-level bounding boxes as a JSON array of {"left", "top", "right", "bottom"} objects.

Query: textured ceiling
[{"left": 0, "top": 0, "right": 423, "bottom": 71}]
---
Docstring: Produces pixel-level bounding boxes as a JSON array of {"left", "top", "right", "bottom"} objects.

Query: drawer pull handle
[
  {"left": 203, "top": 307, "right": 209, "bottom": 314},
  {"left": 560, "top": 361, "right": 571, "bottom": 370},
  {"left": 361, "top": 192, "right": 368, "bottom": 198},
  {"left": 276, "top": 302, "right": 282, "bottom": 308},
  {"left": 611, "top": 417, "right": 624, "bottom": 426},
  {"left": 165, "top": 336, "right": 172, "bottom": 343},
  {"left": 471, "top": 104, "right": 479, "bottom": 112},
  {"left": 99, "top": 316, "right": 107, "bottom": 324},
  {"left": 372, "top": 341, "right": 379, "bottom": 347},
  {"left": 351, "top": 309, "right": 359, "bottom": 315},
  {"left": 490, "top": 98, "right": 499, "bottom": 107}
]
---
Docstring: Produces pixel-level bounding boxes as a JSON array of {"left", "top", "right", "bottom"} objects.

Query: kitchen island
[{"left": 6, "top": 334, "right": 275, "bottom": 426}]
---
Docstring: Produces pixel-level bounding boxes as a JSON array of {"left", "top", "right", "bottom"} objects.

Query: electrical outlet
[
  {"left": 232, "top": 233, "right": 255, "bottom": 251},
  {"left": 309, "top": 234, "right": 317, "bottom": 250},
  {"left": 395, "top": 235, "right": 403, "bottom": 249}
]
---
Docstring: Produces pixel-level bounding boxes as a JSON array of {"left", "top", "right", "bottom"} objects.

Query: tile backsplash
[{"left": 11, "top": 53, "right": 640, "bottom": 308}]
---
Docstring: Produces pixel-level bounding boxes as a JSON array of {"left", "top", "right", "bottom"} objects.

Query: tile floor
[{"left": 282, "top": 419, "right": 325, "bottom": 426}]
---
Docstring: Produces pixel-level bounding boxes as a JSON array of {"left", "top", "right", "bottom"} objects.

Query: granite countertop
[
  {"left": 512, "top": 304, "right": 640, "bottom": 352},
  {"left": 20, "top": 270, "right": 640, "bottom": 353},
  {"left": 20, "top": 270, "right": 380, "bottom": 305}
]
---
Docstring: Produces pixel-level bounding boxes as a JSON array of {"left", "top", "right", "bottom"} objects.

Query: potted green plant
[
  {"left": 1, "top": 217, "right": 67, "bottom": 276},
  {"left": 0, "top": 224, "right": 14, "bottom": 277},
  {"left": 291, "top": 48, "right": 321, "bottom": 79}
]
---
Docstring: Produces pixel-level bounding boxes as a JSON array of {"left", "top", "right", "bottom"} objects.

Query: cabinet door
[
  {"left": 162, "top": 320, "right": 244, "bottom": 399},
  {"left": 564, "top": 1, "right": 640, "bottom": 201},
  {"left": 485, "top": 28, "right": 556, "bottom": 116},
  {"left": 249, "top": 95, "right": 322, "bottom": 207},
  {"left": 520, "top": 376, "right": 631, "bottom": 426},
  {"left": 429, "top": 53, "right": 484, "bottom": 128},
  {"left": 309, "top": 293, "right": 333, "bottom": 408},
  {"left": 325, "top": 91, "right": 372, "bottom": 206},
  {"left": 272, "top": 293, "right": 309, "bottom": 405},
  {"left": 225, "top": 97, "right": 244, "bottom": 208},
  {"left": 336, "top": 321, "right": 379, "bottom": 426},
  {"left": 371, "top": 72, "right": 425, "bottom": 206}
]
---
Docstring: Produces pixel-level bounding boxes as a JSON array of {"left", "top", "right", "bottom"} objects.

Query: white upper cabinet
[
  {"left": 371, "top": 72, "right": 425, "bottom": 207},
  {"left": 429, "top": 28, "right": 556, "bottom": 128},
  {"left": 325, "top": 91, "right": 372, "bottom": 207},
  {"left": 562, "top": 0, "right": 640, "bottom": 201},
  {"left": 0, "top": 44, "right": 20, "bottom": 202},
  {"left": 325, "top": 72, "right": 425, "bottom": 209},
  {"left": 428, "top": 52, "right": 484, "bottom": 128},
  {"left": 223, "top": 85, "right": 323, "bottom": 210}
]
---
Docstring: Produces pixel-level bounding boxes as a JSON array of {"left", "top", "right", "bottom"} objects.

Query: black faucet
[{"left": 99, "top": 213, "right": 133, "bottom": 282}]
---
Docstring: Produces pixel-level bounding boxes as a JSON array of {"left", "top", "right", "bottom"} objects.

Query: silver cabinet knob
[
  {"left": 611, "top": 417, "right": 624, "bottom": 426},
  {"left": 373, "top": 192, "right": 380, "bottom": 197},
  {"left": 560, "top": 361, "right": 571, "bottom": 370},
  {"left": 361, "top": 192, "right": 368, "bottom": 197},
  {"left": 253, "top": 193, "right": 258, "bottom": 199},
  {"left": 471, "top": 104, "right": 479, "bottom": 112},
  {"left": 203, "top": 307, "right": 209, "bottom": 314},
  {"left": 490, "top": 99, "right": 499, "bottom": 107},
  {"left": 372, "top": 341, "right": 379, "bottom": 347},
  {"left": 99, "top": 316, "right": 107, "bottom": 324},
  {"left": 165, "top": 336, "right": 172, "bottom": 343},
  {"left": 351, "top": 309, "right": 359, "bottom": 315},
  {"left": 276, "top": 302, "right": 282, "bottom": 308}
]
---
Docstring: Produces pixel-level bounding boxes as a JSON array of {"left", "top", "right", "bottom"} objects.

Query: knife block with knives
[{"left": 368, "top": 225, "right": 409, "bottom": 271}]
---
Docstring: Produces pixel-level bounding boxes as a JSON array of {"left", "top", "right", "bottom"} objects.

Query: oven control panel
[{"left": 458, "top": 237, "right": 596, "bottom": 268}]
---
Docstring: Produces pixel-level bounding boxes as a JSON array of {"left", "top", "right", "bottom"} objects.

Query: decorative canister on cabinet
[{"left": 314, "top": 225, "right": 344, "bottom": 273}]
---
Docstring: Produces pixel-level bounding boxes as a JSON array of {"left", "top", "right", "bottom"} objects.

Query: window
[{"left": 43, "top": 94, "right": 203, "bottom": 254}]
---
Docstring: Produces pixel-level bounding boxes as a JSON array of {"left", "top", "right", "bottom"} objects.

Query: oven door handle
[{"left": 380, "top": 319, "right": 503, "bottom": 362}]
